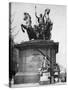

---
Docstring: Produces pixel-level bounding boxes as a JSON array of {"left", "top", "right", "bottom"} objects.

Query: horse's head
[
  {"left": 23, "top": 12, "right": 30, "bottom": 20},
  {"left": 23, "top": 13, "right": 28, "bottom": 21},
  {"left": 23, "top": 12, "right": 32, "bottom": 26}
]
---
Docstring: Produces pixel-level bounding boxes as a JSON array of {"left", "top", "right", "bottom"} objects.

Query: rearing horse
[{"left": 21, "top": 12, "right": 37, "bottom": 40}]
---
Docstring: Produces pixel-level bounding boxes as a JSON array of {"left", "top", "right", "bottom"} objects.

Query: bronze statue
[
  {"left": 34, "top": 6, "right": 53, "bottom": 40},
  {"left": 21, "top": 12, "right": 37, "bottom": 40},
  {"left": 21, "top": 8, "right": 53, "bottom": 40}
]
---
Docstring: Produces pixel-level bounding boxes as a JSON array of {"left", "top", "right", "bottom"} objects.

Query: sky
[{"left": 10, "top": 2, "right": 67, "bottom": 68}]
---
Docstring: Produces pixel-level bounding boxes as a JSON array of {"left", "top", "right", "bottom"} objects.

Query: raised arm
[{"left": 35, "top": 5, "right": 39, "bottom": 20}]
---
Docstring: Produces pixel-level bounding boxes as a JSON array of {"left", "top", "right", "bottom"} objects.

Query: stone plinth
[{"left": 14, "top": 40, "right": 59, "bottom": 84}]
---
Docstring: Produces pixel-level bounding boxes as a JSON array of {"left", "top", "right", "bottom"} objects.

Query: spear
[
  {"left": 35, "top": 5, "right": 37, "bottom": 16},
  {"left": 35, "top": 5, "right": 36, "bottom": 13}
]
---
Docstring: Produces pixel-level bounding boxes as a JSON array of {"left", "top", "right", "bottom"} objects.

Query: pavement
[
  {"left": 10, "top": 74, "right": 66, "bottom": 88},
  {"left": 11, "top": 82, "right": 66, "bottom": 88}
]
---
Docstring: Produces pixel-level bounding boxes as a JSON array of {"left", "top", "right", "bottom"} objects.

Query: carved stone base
[{"left": 14, "top": 72, "right": 40, "bottom": 84}]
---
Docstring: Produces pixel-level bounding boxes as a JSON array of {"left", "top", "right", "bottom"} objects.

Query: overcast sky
[{"left": 10, "top": 2, "right": 66, "bottom": 68}]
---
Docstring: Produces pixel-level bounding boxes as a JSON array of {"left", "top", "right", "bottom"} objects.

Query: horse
[{"left": 21, "top": 12, "right": 37, "bottom": 40}]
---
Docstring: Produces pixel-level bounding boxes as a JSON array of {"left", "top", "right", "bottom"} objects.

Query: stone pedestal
[{"left": 14, "top": 40, "right": 59, "bottom": 84}]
